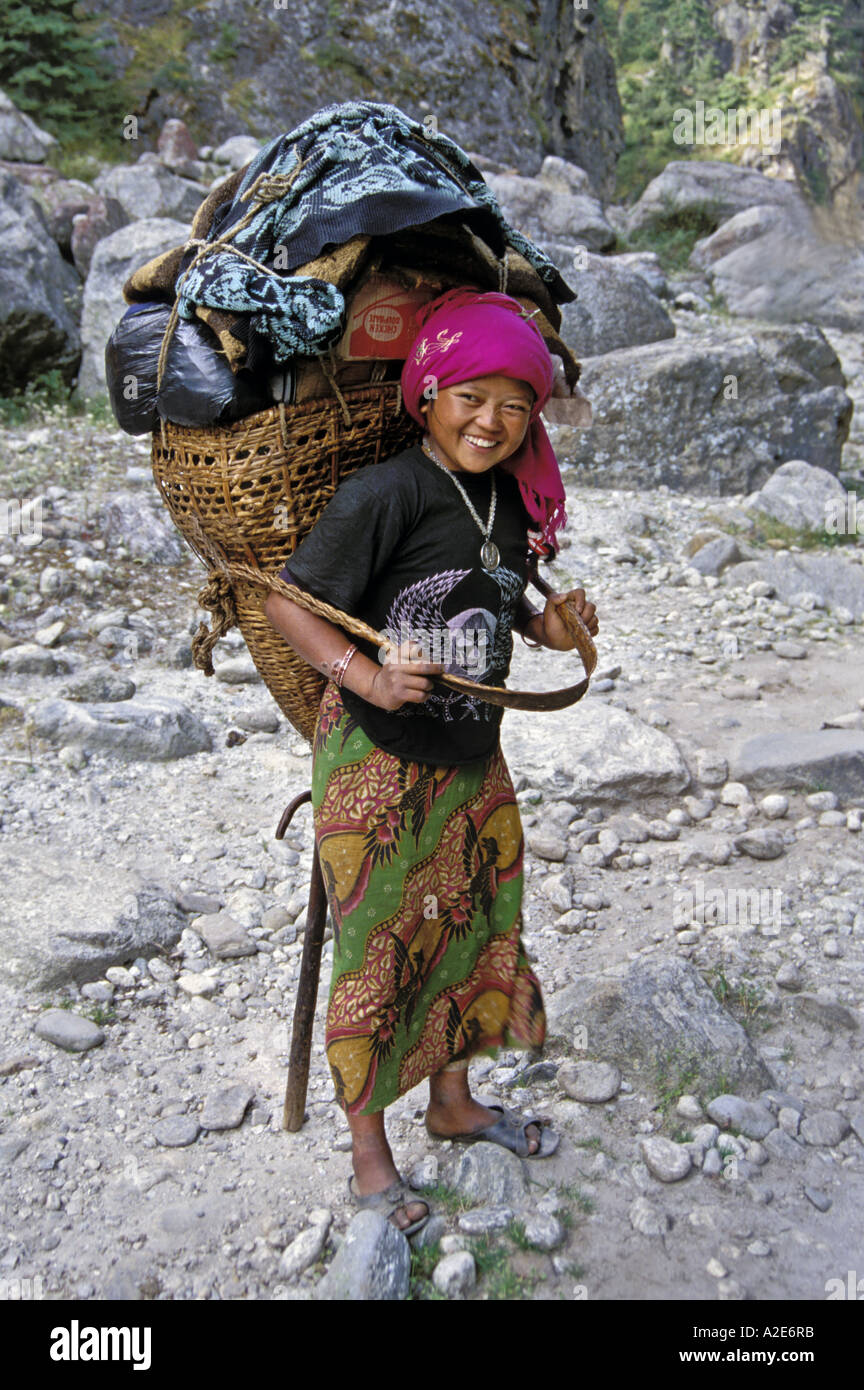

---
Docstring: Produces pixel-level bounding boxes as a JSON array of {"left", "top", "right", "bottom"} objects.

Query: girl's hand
[
  {"left": 540, "top": 589, "right": 599, "bottom": 650},
  {"left": 368, "top": 639, "right": 445, "bottom": 711}
]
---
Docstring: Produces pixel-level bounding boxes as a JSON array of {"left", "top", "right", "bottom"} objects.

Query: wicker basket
[{"left": 151, "top": 382, "right": 423, "bottom": 741}]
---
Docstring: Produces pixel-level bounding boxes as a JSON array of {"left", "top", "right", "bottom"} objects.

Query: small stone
[
  {"left": 760, "top": 794, "right": 789, "bottom": 819},
  {"left": 279, "top": 1213, "right": 331, "bottom": 1279},
  {"left": 763, "top": 1128, "right": 804, "bottom": 1162},
  {"left": 200, "top": 1083, "right": 254, "bottom": 1132},
  {"left": 153, "top": 1116, "right": 201, "bottom": 1148},
  {"left": 439, "top": 1234, "right": 469, "bottom": 1255},
  {"left": 805, "top": 790, "right": 838, "bottom": 811},
  {"left": 676, "top": 1094, "right": 704, "bottom": 1121},
  {"left": 799, "top": 1110, "right": 851, "bottom": 1147},
  {"left": 747, "top": 1239, "right": 771, "bottom": 1257},
  {"left": 521, "top": 1213, "right": 565, "bottom": 1251},
  {"left": 105, "top": 965, "right": 136, "bottom": 987},
  {"left": 529, "top": 831, "right": 568, "bottom": 862},
  {"left": 452, "top": 1143, "right": 528, "bottom": 1206},
  {"left": 432, "top": 1251, "right": 476, "bottom": 1298},
  {"left": 177, "top": 971, "right": 219, "bottom": 997},
  {"left": 702, "top": 1149, "right": 723, "bottom": 1176},
  {"left": 773, "top": 641, "right": 807, "bottom": 659},
  {"left": 822, "top": 937, "right": 841, "bottom": 959},
  {"left": 214, "top": 657, "right": 262, "bottom": 685},
  {"left": 706, "top": 1095, "right": 774, "bottom": 1140},
  {"left": 775, "top": 963, "right": 803, "bottom": 991},
  {"left": 720, "top": 781, "right": 751, "bottom": 806},
  {"left": 696, "top": 751, "right": 728, "bottom": 786},
  {"left": 194, "top": 912, "right": 257, "bottom": 959},
  {"left": 33, "top": 1010, "right": 104, "bottom": 1053},
  {"left": 803, "top": 1187, "right": 832, "bottom": 1212},
  {"left": 628, "top": 1196, "right": 669, "bottom": 1235},
  {"left": 639, "top": 1135, "right": 692, "bottom": 1182},
  {"left": 557, "top": 1060, "right": 621, "bottom": 1103},
  {"left": 408, "top": 1155, "right": 438, "bottom": 1191},
  {"left": 457, "top": 1207, "right": 512, "bottom": 1236},
  {"left": 819, "top": 810, "right": 847, "bottom": 827},
  {"left": 778, "top": 1107, "right": 801, "bottom": 1136},
  {"left": 734, "top": 828, "right": 785, "bottom": 860},
  {"left": 706, "top": 1257, "right": 727, "bottom": 1278}
]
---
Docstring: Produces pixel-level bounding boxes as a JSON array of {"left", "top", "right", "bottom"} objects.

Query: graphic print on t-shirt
[{"left": 384, "top": 564, "right": 524, "bottom": 723}]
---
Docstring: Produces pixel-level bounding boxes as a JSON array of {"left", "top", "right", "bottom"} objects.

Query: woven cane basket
[{"left": 151, "top": 382, "right": 423, "bottom": 742}]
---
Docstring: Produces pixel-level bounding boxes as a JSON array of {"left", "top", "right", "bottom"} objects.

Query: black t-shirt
[{"left": 278, "top": 442, "right": 534, "bottom": 765}]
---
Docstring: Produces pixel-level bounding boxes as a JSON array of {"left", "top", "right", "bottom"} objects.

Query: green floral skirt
[{"left": 310, "top": 679, "right": 546, "bottom": 1116}]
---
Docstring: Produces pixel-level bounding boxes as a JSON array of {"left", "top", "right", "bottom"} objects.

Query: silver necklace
[{"left": 421, "top": 436, "right": 500, "bottom": 571}]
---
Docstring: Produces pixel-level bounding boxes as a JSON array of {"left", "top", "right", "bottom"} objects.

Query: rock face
[
  {"left": 550, "top": 324, "right": 851, "bottom": 494},
  {"left": 547, "top": 957, "right": 774, "bottom": 1094},
  {"left": 0, "top": 89, "right": 57, "bottom": 162},
  {"left": 75, "top": 217, "right": 190, "bottom": 400},
  {"left": 730, "top": 730, "right": 864, "bottom": 797},
  {"left": 83, "top": 2, "right": 624, "bottom": 195},
  {"left": 744, "top": 460, "right": 850, "bottom": 532},
  {"left": 0, "top": 172, "right": 82, "bottom": 390},
  {"left": 504, "top": 703, "right": 690, "bottom": 803},
  {"left": 725, "top": 553, "right": 864, "bottom": 619},
  {"left": 30, "top": 697, "right": 213, "bottom": 762}
]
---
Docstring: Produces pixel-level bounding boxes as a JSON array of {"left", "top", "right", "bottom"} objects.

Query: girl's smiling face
[{"left": 420, "top": 374, "right": 535, "bottom": 475}]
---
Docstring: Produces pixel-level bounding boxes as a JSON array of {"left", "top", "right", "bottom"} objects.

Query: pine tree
[{"left": 0, "top": 0, "right": 119, "bottom": 138}]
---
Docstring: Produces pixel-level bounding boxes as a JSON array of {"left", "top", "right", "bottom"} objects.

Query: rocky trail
[{"left": 1, "top": 305, "right": 863, "bottom": 1302}]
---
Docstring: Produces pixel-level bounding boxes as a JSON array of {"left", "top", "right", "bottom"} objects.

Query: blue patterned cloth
[{"left": 175, "top": 101, "right": 573, "bottom": 364}]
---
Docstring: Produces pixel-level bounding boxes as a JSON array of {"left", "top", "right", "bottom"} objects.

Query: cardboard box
[{"left": 338, "top": 274, "right": 436, "bottom": 360}]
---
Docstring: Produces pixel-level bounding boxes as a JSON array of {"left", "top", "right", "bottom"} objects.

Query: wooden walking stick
[{"left": 276, "top": 790, "right": 329, "bottom": 1131}]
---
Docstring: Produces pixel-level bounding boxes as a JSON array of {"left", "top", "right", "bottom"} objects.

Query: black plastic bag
[
  {"left": 104, "top": 302, "right": 164, "bottom": 435},
  {"left": 105, "top": 301, "right": 275, "bottom": 435}
]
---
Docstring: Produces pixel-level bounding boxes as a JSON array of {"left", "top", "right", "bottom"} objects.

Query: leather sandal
[
  {"left": 426, "top": 1104, "right": 559, "bottom": 1158},
  {"left": 347, "top": 1175, "right": 431, "bottom": 1237}
]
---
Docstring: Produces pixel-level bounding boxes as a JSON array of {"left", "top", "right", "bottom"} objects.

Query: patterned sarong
[{"left": 311, "top": 680, "right": 546, "bottom": 1116}]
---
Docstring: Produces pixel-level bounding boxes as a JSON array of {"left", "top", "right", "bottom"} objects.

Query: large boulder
[
  {"left": 0, "top": 172, "right": 82, "bottom": 390},
  {"left": 551, "top": 248, "right": 675, "bottom": 356},
  {"left": 729, "top": 730, "right": 864, "bottom": 797},
  {"left": 485, "top": 157, "right": 616, "bottom": 252},
  {"left": 547, "top": 956, "right": 774, "bottom": 1094},
  {"left": 0, "top": 851, "right": 188, "bottom": 990},
  {"left": 30, "top": 696, "right": 213, "bottom": 761},
  {"left": 503, "top": 702, "right": 690, "bottom": 803},
  {"left": 94, "top": 157, "right": 207, "bottom": 223},
  {"left": 549, "top": 322, "right": 851, "bottom": 494},
  {"left": 725, "top": 551, "right": 864, "bottom": 619},
  {"left": 743, "top": 459, "right": 849, "bottom": 532},
  {"left": 625, "top": 160, "right": 802, "bottom": 237},
  {"left": 692, "top": 200, "right": 864, "bottom": 334},
  {"left": 0, "top": 89, "right": 57, "bottom": 162},
  {"left": 75, "top": 217, "right": 190, "bottom": 400}
]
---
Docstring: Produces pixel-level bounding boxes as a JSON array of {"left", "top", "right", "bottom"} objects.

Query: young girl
[{"left": 264, "top": 288, "right": 598, "bottom": 1235}]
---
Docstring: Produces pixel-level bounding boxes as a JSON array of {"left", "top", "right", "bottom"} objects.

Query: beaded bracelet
[{"left": 330, "top": 643, "right": 357, "bottom": 686}]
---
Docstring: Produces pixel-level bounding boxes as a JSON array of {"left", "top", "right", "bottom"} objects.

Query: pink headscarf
[{"left": 400, "top": 288, "right": 567, "bottom": 554}]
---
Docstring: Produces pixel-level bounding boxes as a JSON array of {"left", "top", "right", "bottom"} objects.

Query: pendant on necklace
[{"left": 481, "top": 540, "right": 500, "bottom": 572}]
